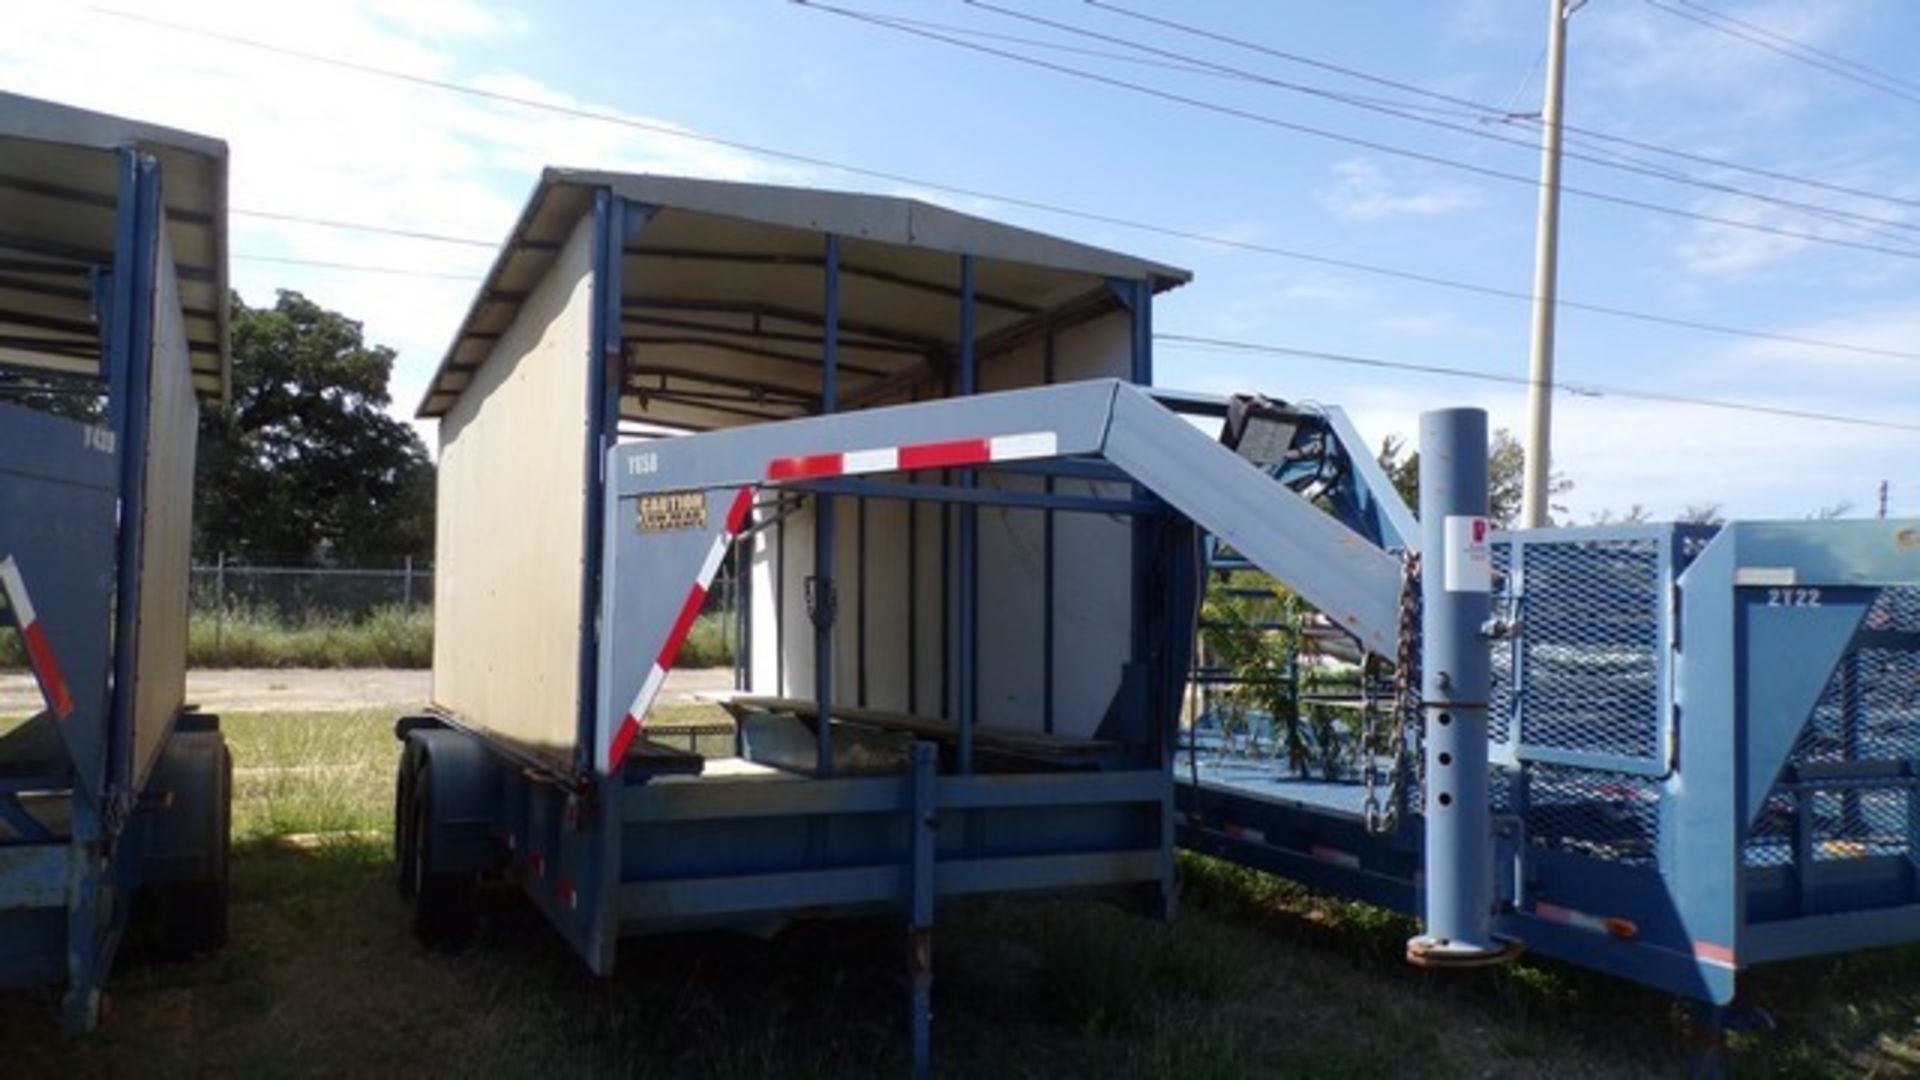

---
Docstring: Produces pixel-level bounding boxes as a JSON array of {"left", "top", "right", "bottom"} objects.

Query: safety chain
[{"left": 1364, "top": 551, "right": 1421, "bottom": 835}]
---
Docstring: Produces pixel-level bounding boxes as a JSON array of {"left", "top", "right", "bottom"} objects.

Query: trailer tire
[
  {"left": 395, "top": 744, "right": 421, "bottom": 901},
  {"left": 407, "top": 761, "right": 477, "bottom": 948},
  {"left": 153, "top": 732, "right": 232, "bottom": 957}
]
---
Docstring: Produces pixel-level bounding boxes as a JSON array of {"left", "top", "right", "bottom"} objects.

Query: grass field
[
  {"left": 0, "top": 610, "right": 734, "bottom": 671},
  {"left": 4, "top": 709, "right": 1919, "bottom": 1077}
]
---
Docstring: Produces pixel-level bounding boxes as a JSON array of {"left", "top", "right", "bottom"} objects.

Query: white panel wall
[
  {"left": 860, "top": 494, "right": 912, "bottom": 712},
  {"left": 432, "top": 214, "right": 595, "bottom": 763},
  {"left": 131, "top": 232, "right": 196, "bottom": 788},
  {"left": 975, "top": 339, "right": 1047, "bottom": 731},
  {"left": 1047, "top": 314, "right": 1134, "bottom": 739},
  {"left": 740, "top": 306, "right": 1138, "bottom": 745}
]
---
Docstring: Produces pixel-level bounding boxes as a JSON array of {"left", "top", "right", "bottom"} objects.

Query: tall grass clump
[
  {"left": 6, "top": 607, "right": 736, "bottom": 671},
  {"left": 677, "top": 612, "right": 733, "bottom": 668},
  {"left": 188, "top": 605, "right": 434, "bottom": 668}
]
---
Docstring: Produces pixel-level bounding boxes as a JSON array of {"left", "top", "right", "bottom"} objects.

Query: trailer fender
[{"left": 402, "top": 728, "right": 501, "bottom": 876}]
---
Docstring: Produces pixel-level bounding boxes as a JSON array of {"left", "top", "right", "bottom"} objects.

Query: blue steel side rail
[{"left": 613, "top": 768, "right": 1171, "bottom": 926}]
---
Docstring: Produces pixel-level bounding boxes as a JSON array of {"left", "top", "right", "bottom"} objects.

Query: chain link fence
[
  {"left": 190, "top": 559, "right": 742, "bottom": 620},
  {"left": 192, "top": 557, "right": 434, "bottom": 621}
]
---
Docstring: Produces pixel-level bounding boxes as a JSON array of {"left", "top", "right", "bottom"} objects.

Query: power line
[
  {"left": 961, "top": 0, "right": 1920, "bottom": 242},
  {"left": 82, "top": 3, "right": 1920, "bottom": 362},
  {"left": 233, "top": 253, "right": 483, "bottom": 281},
  {"left": 801, "top": 2, "right": 1920, "bottom": 262},
  {"left": 1647, "top": 0, "right": 1920, "bottom": 106},
  {"left": 232, "top": 209, "right": 497, "bottom": 248},
  {"left": 1086, "top": 0, "right": 1920, "bottom": 214},
  {"left": 229, "top": 220, "right": 1920, "bottom": 364},
  {"left": 228, "top": 242, "right": 1920, "bottom": 436},
  {"left": 1156, "top": 332, "right": 1920, "bottom": 434}
]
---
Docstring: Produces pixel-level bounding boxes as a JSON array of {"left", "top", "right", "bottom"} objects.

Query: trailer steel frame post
[
  {"left": 65, "top": 147, "right": 162, "bottom": 1034},
  {"left": 812, "top": 234, "right": 841, "bottom": 778},
  {"left": 1407, "top": 407, "right": 1509, "bottom": 965},
  {"left": 907, "top": 741, "right": 937, "bottom": 1080},
  {"left": 955, "top": 253, "right": 977, "bottom": 776}
]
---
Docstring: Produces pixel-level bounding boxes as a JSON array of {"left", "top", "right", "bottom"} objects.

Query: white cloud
[
  {"left": 1581, "top": 0, "right": 1856, "bottom": 115},
  {"left": 1669, "top": 179, "right": 1920, "bottom": 280},
  {"left": 1335, "top": 378, "right": 1915, "bottom": 523},
  {"left": 1318, "top": 159, "right": 1483, "bottom": 223},
  {"left": 0, "top": 0, "right": 799, "bottom": 432},
  {"left": 1707, "top": 306, "right": 1920, "bottom": 392}
]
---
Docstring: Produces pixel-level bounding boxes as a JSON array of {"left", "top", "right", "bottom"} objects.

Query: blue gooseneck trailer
[
  {"left": 397, "top": 168, "right": 1918, "bottom": 1075},
  {"left": 1176, "top": 394, "right": 1920, "bottom": 1065},
  {"left": 0, "top": 93, "right": 233, "bottom": 1031},
  {"left": 395, "top": 171, "right": 1438, "bottom": 1074}
]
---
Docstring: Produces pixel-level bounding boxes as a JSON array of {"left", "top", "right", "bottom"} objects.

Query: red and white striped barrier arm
[
  {"left": 766, "top": 431, "right": 1058, "bottom": 481},
  {"left": 608, "top": 486, "right": 755, "bottom": 770},
  {"left": 607, "top": 428, "right": 1061, "bottom": 772},
  {"left": 0, "top": 556, "right": 74, "bottom": 719}
]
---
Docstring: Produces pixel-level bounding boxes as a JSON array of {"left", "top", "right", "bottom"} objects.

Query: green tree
[
  {"left": 1376, "top": 428, "right": 1571, "bottom": 527},
  {"left": 1678, "top": 502, "right": 1724, "bottom": 526},
  {"left": 195, "top": 290, "right": 433, "bottom": 563}
]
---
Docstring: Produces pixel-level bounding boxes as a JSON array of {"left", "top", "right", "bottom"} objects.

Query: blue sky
[{"left": 6, "top": 0, "right": 1916, "bottom": 520}]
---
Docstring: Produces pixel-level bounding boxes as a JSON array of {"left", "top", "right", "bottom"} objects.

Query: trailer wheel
[
  {"left": 407, "top": 759, "right": 477, "bottom": 948},
  {"left": 153, "top": 731, "right": 232, "bottom": 957}
]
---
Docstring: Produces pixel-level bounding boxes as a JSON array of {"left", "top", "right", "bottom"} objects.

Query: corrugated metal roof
[
  {"left": 418, "top": 169, "right": 1190, "bottom": 418},
  {"left": 0, "top": 91, "right": 230, "bottom": 402}
]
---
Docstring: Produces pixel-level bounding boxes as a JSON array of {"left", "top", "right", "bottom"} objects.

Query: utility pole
[
  {"left": 1521, "top": 0, "right": 1571, "bottom": 529},
  {"left": 1880, "top": 480, "right": 1890, "bottom": 519}
]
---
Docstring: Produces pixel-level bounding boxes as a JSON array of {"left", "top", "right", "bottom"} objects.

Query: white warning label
[{"left": 1443, "top": 515, "right": 1492, "bottom": 593}]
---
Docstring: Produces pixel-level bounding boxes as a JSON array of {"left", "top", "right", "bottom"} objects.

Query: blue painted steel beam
[
  {"left": 1323, "top": 405, "right": 1418, "bottom": 552},
  {"left": 578, "top": 193, "right": 637, "bottom": 769},
  {"left": 105, "top": 149, "right": 160, "bottom": 810},
  {"left": 909, "top": 742, "right": 936, "bottom": 1080},
  {"left": 815, "top": 233, "right": 841, "bottom": 778},
  {"left": 1042, "top": 332, "right": 1057, "bottom": 735},
  {"left": 984, "top": 457, "right": 1130, "bottom": 483},
  {"left": 781, "top": 477, "right": 1155, "bottom": 516},
  {"left": 956, "top": 253, "right": 977, "bottom": 776}
]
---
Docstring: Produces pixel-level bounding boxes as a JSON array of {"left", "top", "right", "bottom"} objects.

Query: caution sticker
[
  {"left": 1443, "top": 515, "right": 1492, "bottom": 593},
  {"left": 637, "top": 491, "right": 708, "bottom": 532}
]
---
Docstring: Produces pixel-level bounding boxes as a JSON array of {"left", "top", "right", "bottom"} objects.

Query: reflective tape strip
[
  {"left": 0, "top": 556, "right": 72, "bottom": 720},
  {"left": 767, "top": 452, "right": 843, "bottom": 481},
  {"left": 765, "top": 430, "right": 1058, "bottom": 481},
  {"left": 1535, "top": 901, "right": 1606, "bottom": 933},
  {"left": 1309, "top": 844, "right": 1361, "bottom": 869},
  {"left": 896, "top": 437, "right": 990, "bottom": 472},
  {"left": 609, "top": 486, "right": 753, "bottom": 772},
  {"left": 0, "top": 557, "right": 37, "bottom": 625},
  {"left": 989, "top": 431, "right": 1058, "bottom": 460},
  {"left": 1693, "top": 940, "right": 1736, "bottom": 968},
  {"left": 840, "top": 447, "right": 899, "bottom": 474},
  {"left": 1535, "top": 901, "right": 1638, "bottom": 940}
]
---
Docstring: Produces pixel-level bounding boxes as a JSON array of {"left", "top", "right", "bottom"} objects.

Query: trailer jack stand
[{"left": 1405, "top": 934, "right": 1523, "bottom": 968}]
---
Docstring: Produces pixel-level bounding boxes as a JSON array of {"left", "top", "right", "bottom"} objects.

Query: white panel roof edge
[
  {"left": 0, "top": 91, "right": 231, "bottom": 402},
  {"left": 419, "top": 167, "right": 1192, "bottom": 418}
]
